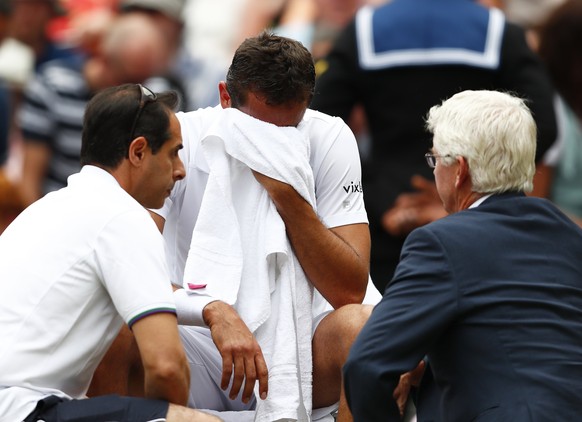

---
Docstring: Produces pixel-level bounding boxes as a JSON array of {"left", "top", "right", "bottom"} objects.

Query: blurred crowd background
[{"left": 1, "top": 0, "right": 581, "bottom": 289}]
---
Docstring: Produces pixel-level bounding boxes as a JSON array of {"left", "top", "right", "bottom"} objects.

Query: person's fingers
[
  {"left": 393, "top": 373, "right": 410, "bottom": 417},
  {"left": 254, "top": 350, "right": 269, "bottom": 400},
  {"left": 393, "top": 193, "right": 421, "bottom": 207},
  {"left": 220, "top": 352, "right": 233, "bottom": 391},
  {"left": 411, "top": 174, "right": 432, "bottom": 189},
  {"left": 409, "top": 359, "right": 427, "bottom": 386},
  {"left": 383, "top": 207, "right": 420, "bottom": 236},
  {"left": 241, "top": 356, "right": 257, "bottom": 404},
  {"left": 229, "top": 354, "right": 245, "bottom": 400}
]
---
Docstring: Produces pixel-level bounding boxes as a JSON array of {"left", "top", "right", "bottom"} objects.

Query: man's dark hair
[
  {"left": 81, "top": 84, "right": 179, "bottom": 168},
  {"left": 226, "top": 31, "right": 315, "bottom": 108}
]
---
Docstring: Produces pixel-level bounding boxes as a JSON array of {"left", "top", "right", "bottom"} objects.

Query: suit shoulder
[{"left": 410, "top": 210, "right": 486, "bottom": 239}]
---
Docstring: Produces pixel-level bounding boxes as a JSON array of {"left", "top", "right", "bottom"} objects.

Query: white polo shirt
[
  {"left": 156, "top": 106, "right": 375, "bottom": 320},
  {"left": 0, "top": 166, "right": 176, "bottom": 422}
]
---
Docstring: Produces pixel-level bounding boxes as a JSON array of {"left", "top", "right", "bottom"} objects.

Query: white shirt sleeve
[
  {"left": 311, "top": 117, "right": 369, "bottom": 228},
  {"left": 95, "top": 209, "right": 176, "bottom": 327}
]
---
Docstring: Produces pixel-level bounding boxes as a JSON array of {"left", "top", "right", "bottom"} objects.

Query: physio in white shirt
[{"left": 0, "top": 84, "right": 219, "bottom": 422}]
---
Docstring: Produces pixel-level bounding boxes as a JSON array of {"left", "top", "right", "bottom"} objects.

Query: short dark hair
[
  {"left": 81, "top": 84, "right": 179, "bottom": 168},
  {"left": 226, "top": 31, "right": 315, "bottom": 108}
]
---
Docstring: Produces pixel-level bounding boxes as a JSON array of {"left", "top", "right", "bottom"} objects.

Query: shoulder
[
  {"left": 303, "top": 108, "right": 345, "bottom": 126},
  {"left": 302, "top": 109, "right": 353, "bottom": 141},
  {"left": 407, "top": 208, "right": 487, "bottom": 246},
  {"left": 301, "top": 108, "right": 359, "bottom": 166},
  {"left": 71, "top": 168, "right": 154, "bottom": 223},
  {"left": 176, "top": 106, "right": 220, "bottom": 137},
  {"left": 411, "top": 194, "right": 557, "bottom": 242},
  {"left": 175, "top": 106, "right": 222, "bottom": 168},
  {"left": 92, "top": 191, "right": 162, "bottom": 251}
]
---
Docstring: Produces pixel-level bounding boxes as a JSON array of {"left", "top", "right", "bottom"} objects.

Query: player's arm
[
  {"left": 131, "top": 312, "right": 190, "bottom": 406},
  {"left": 253, "top": 172, "right": 369, "bottom": 308},
  {"left": 148, "top": 209, "right": 269, "bottom": 404}
]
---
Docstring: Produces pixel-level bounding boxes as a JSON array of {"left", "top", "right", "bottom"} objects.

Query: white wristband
[{"left": 173, "top": 288, "right": 215, "bottom": 327}]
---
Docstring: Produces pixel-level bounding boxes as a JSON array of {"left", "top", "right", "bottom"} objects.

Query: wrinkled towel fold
[{"left": 183, "top": 108, "right": 315, "bottom": 421}]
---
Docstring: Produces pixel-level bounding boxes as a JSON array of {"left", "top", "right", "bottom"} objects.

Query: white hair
[{"left": 426, "top": 90, "right": 536, "bottom": 193}]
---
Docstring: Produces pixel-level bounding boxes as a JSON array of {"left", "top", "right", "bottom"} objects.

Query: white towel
[{"left": 183, "top": 108, "right": 315, "bottom": 421}]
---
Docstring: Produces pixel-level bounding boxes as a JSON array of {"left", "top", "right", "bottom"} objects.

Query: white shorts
[{"left": 179, "top": 311, "right": 336, "bottom": 420}]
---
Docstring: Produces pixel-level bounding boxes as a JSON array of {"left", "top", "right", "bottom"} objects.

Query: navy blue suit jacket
[{"left": 344, "top": 193, "right": 582, "bottom": 421}]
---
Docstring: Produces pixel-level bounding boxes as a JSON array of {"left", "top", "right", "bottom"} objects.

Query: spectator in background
[
  {"left": 0, "top": 83, "right": 7, "bottom": 165},
  {"left": 536, "top": 0, "right": 582, "bottom": 225},
  {"left": 0, "top": 170, "right": 23, "bottom": 233},
  {"left": 118, "top": 0, "right": 224, "bottom": 110},
  {"left": 67, "top": 0, "right": 223, "bottom": 110},
  {"left": 377, "top": 0, "right": 568, "bottom": 268},
  {"left": 117, "top": 0, "right": 189, "bottom": 107},
  {"left": 0, "top": 0, "right": 34, "bottom": 88},
  {"left": 0, "top": 0, "right": 26, "bottom": 232},
  {"left": 311, "top": 0, "right": 557, "bottom": 292},
  {"left": 50, "top": 0, "right": 119, "bottom": 56},
  {"left": 503, "top": 0, "right": 566, "bottom": 50},
  {"left": 8, "top": 0, "right": 78, "bottom": 70},
  {"left": 16, "top": 12, "right": 173, "bottom": 206},
  {"left": 236, "top": 0, "right": 384, "bottom": 61},
  {"left": 0, "top": 0, "right": 10, "bottom": 165}
]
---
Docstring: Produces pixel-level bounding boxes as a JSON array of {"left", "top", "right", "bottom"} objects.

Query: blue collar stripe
[{"left": 356, "top": 5, "right": 505, "bottom": 70}]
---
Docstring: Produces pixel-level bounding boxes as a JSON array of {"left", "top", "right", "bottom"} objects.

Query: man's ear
[
  {"left": 455, "top": 156, "right": 470, "bottom": 189},
  {"left": 218, "top": 81, "right": 231, "bottom": 109},
  {"left": 128, "top": 136, "right": 148, "bottom": 167}
]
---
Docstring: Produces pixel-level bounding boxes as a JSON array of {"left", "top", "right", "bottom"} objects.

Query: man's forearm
[
  {"left": 144, "top": 360, "right": 190, "bottom": 406},
  {"left": 268, "top": 181, "right": 369, "bottom": 308}
]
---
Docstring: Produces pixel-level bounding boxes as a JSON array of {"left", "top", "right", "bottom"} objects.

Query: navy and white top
[{"left": 311, "top": 0, "right": 558, "bottom": 289}]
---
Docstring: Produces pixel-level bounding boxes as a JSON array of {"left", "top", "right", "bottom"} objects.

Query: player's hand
[{"left": 203, "top": 301, "right": 269, "bottom": 403}]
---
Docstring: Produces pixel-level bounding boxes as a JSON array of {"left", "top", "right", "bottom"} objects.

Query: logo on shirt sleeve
[{"left": 343, "top": 180, "right": 363, "bottom": 194}]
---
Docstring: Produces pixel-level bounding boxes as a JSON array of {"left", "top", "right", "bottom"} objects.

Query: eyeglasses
[
  {"left": 129, "top": 84, "right": 157, "bottom": 143},
  {"left": 425, "top": 152, "right": 452, "bottom": 168}
]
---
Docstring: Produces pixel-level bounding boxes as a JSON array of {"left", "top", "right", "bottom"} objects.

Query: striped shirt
[{"left": 18, "top": 55, "right": 91, "bottom": 195}]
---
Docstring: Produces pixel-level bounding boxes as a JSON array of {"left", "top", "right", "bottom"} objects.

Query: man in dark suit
[{"left": 343, "top": 90, "right": 582, "bottom": 422}]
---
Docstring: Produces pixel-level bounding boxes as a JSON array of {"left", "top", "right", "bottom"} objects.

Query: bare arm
[
  {"left": 253, "top": 171, "right": 370, "bottom": 308},
  {"left": 18, "top": 141, "right": 51, "bottom": 206},
  {"left": 529, "top": 163, "right": 554, "bottom": 199},
  {"left": 131, "top": 313, "right": 190, "bottom": 406},
  {"left": 235, "top": 0, "right": 288, "bottom": 47}
]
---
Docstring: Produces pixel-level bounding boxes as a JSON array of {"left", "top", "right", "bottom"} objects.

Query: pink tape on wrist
[{"left": 187, "top": 283, "right": 207, "bottom": 290}]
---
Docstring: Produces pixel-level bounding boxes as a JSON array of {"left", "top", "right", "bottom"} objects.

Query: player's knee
[
  {"left": 319, "top": 304, "right": 373, "bottom": 354},
  {"left": 336, "top": 303, "right": 373, "bottom": 334}
]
